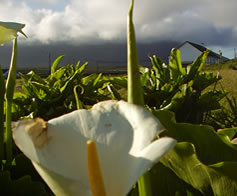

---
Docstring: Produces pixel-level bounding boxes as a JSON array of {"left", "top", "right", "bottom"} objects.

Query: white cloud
[{"left": 0, "top": 0, "right": 236, "bottom": 48}]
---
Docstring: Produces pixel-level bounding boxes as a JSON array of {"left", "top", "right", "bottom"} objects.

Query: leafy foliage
[
  {"left": 12, "top": 56, "right": 117, "bottom": 120},
  {"left": 140, "top": 50, "right": 226, "bottom": 124},
  {"left": 206, "top": 95, "right": 237, "bottom": 129},
  {"left": 2, "top": 50, "right": 237, "bottom": 196},
  {"left": 150, "top": 109, "right": 237, "bottom": 196}
]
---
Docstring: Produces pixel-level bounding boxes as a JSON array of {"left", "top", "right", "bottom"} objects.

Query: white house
[{"left": 176, "top": 41, "right": 228, "bottom": 65}]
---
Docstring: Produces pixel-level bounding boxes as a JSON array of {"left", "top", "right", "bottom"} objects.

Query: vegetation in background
[
  {"left": 12, "top": 55, "right": 126, "bottom": 121},
  {"left": 140, "top": 50, "right": 226, "bottom": 124},
  {"left": 1, "top": 3, "right": 237, "bottom": 194},
  {"left": 2, "top": 50, "right": 237, "bottom": 196}
]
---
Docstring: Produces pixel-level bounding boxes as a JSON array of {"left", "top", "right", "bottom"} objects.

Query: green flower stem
[
  {"left": 137, "top": 172, "right": 152, "bottom": 196},
  {"left": 5, "top": 100, "right": 13, "bottom": 163},
  {"left": 0, "top": 67, "right": 5, "bottom": 161},
  {"left": 127, "top": 0, "right": 151, "bottom": 195},
  {"left": 5, "top": 38, "right": 17, "bottom": 163},
  {"left": 127, "top": 0, "right": 144, "bottom": 106}
]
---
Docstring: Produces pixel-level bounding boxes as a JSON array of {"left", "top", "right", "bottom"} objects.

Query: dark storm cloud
[{"left": 0, "top": 0, "right": 236, "bottom": 61}]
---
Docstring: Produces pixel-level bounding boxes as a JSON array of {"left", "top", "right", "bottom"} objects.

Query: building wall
[
  {"left": 205, "top": 56, "right": 220, "bottom": 64},
  {"left": 179, "top": 42, "right": 202, "bottom": 64}
]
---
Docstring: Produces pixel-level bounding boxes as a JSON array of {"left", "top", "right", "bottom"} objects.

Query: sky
[{"left": 0, "top": 0, "right": 237, "bottom": 60}]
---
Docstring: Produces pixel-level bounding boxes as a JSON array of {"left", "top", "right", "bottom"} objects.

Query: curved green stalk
[
  {"left": 5, "top": 38, "right": 17, "bottom": 163},
  {"left": 74, "top": 84, "right": 84, "bottom": 109},
  {"left": 127, "top": 0, "right": 144, "bottom": 106},
  {"left": 127, "top": 0, "right": 151, "bottom": 195}
]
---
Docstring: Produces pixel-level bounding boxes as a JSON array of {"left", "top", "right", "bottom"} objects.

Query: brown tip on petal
[{"left": 24, "top": 118, "right": 51, "bottom": 148}]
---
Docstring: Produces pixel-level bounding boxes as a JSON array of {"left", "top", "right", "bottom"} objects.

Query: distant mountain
[{"left": 0, "top": 40, "right": 180, "bottom": 69}]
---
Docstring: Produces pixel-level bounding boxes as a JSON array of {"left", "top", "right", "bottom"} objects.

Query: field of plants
[
  {"left": 1, "top": 50, "right": 237, "bottom": 196},
  {"left": 1, "top": 0, "right": 237, "bottom": 195}
]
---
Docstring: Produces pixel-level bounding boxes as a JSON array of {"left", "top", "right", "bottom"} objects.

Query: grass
[
  {"left": 215, "top": 69, "right": 237, "bottom": 97},
  {"left": 204, "top": 60, "right": 237, "bottom": 94},
  {"left": 203, "top": 59, "right": 237, "bottom": 109}
]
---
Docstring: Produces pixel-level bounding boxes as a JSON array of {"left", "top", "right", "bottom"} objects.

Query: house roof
[{"left": 177, "top": 41, "right": 223, "bottom": 59}]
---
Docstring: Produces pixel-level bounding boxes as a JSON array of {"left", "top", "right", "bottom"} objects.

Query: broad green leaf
[
  {"left": 21, "top": 70, "right": 46, "bottom": 86},
  {"left": 217, "top": 128, "right": 237, "bottom": 140},
  {"left": 77, "top": 61, "right": 88, "bottom": 73},
  {"left": 161, "top": 142, "right": 212, "bottom": 195},
  {"left": 103, "top": 75, "right": 127, "bottom": 88},
  {"left": 149, "top": 55, "right": 170, "bottom": 86},
  {"left": 51, "top": 55, "right": 64, "bottom": 74},
  {"left": 153, "top": 110, "right": 237, "bottom": 164},
  {"left": 208, "top": 162, "right": 237, "bottom": 196},
  {"left": 193, "top": 72, "right": 221, "bottom": 92},
  {"left": 48, "top": 66, "right": 67, "bottom": 82},
  {"left": 60, "top": 71, "right": 79, "bottom": 94},
  {"left": 151, "top": 162, "right": 203, "bottom": 196},
  {"left": 197, "top": 90, "right": 226, "bottom": 112},
  {"left": 93, "top": 73, "right": 102, "bottom": 87},
  {"left": 187, "top": 51, "right": 209, "bottom": 80},
  {"left": 169, "top": 49, "right": 186, "bottom": 80},
  {"left": 158, "top": 141, "right": 237, "bottom": 196},
  {"left": 31, "top": 82, "right": 50, "bottom": 95},
  {"left": 82, "top": 73, "right": 98, "bottom": 85}
]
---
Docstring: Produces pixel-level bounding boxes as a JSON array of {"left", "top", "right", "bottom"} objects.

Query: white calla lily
[
  {"left": 0, "top": 21, "right": 27, "bottom": 44},
  {"left": 13, "top": 100, "right": 176, "bottom": 196}
]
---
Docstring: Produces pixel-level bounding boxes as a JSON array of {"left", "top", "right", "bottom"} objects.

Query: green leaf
[
  {"left": 217, "top": 128, "right": 237, "bottom": 140},
  {"left": 103, "top": 75, "right": 127, "bottom": 88},
  {"left": 169, "top": 49, "right": 186, "bottom": 80},
  {"left": 187, "top": 51, "right": 209, "bottom": 80},
  {"left": 153, "top": 110, "right": 237, "bottom": 164},
  {"left": 158, "top": 141, "right": 237, "bottom": 196},
  {"left": 197, "top": 90, "right": 226, "bottom": 112},
  {"left": 107, "top": 83, "right": 122, "bottom": 100},
  {"left": 149, "top": 55, "right": 170, "bottom": 86},
  {"left": 93, "top": 73, "right": 103, "bottom": 87},
  {"left": 151, "top": 162, "right": 203, "bottom": 196},
  {"left": 82, "top": 73, "right": 98, "bottom": 85},
  {"left": 208, "top": 162, "right": 237, "bottom": 196},
  {"left": 78, "top": 61, "right": 88, "bottom": 73},
  {"left": 193, "top": 72, "right": 221, "bottom": 92},
  {"left": 161, "top": 142, "right": 212, "bottom": 195},
  {"left": 51, "top": 55, "right": 64, "bottom": 74}
]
